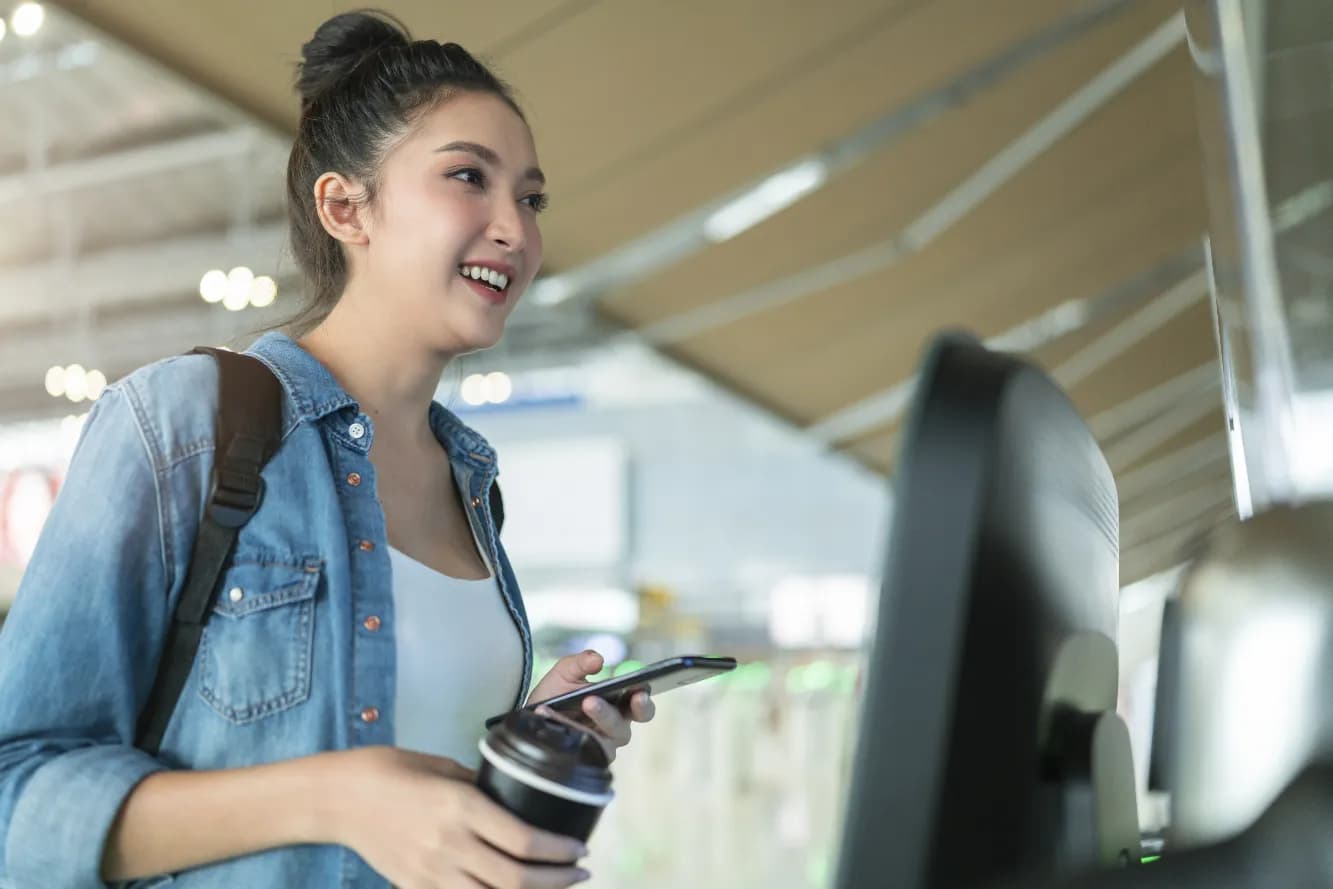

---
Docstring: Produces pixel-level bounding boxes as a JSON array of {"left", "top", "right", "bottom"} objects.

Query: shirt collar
[
  {"left": 246, "top": 331, "right": 358, "bottom": 426},
  {"left": 245, "top": 331, "right": 498, "bottom": 474}
]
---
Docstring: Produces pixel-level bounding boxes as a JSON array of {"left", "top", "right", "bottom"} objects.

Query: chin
[{"left": 440, "top": 326, "right": 506, "bottom": 356}]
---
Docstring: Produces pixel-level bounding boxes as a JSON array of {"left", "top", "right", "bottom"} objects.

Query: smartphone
[{"left": 485, "top": 654, "right": 737, "bottom": 729}]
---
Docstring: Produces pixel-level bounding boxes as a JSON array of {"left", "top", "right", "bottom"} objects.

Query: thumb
[{"left": 559, "top": 649, "right": 603, "bottom": 681}]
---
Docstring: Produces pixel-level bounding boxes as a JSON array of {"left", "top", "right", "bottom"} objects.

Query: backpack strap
[
  {"left": 135, "top": 348, "right": 284, "bottom": 755},
  {"left": 489, "top": 480, "right": 504, "bottom": 534}
]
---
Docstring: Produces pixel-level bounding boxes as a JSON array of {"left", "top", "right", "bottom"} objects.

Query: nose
[{"left": 486, "top": 197, "right": 526, "bottom": 253}]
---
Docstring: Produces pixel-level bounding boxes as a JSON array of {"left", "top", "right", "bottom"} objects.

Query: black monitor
[{"left": 833, "top": 333, "right": 1140, "bottom": 889}]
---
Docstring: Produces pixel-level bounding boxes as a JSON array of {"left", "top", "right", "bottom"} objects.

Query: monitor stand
[{"left": 1040, "top": 632, "right": 1141, "bottom": 874}]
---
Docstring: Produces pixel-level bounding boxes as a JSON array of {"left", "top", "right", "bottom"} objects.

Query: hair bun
[{"left": 297, "top": 10, "right": 411, "bottom": 111}]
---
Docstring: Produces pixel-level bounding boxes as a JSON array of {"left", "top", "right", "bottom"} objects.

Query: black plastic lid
[{"left": 485, "top": 710, "right": 613, "bottom": 796}]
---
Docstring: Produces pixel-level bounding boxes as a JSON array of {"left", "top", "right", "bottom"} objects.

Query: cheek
[
  {"left": 388, "top": 191, "right": 476, "bottom": 252},
  {"left": 526, "top": 221, "right": 544, "bottom": 278}
]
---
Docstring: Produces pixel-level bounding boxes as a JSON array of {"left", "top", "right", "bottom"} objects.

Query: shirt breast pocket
[{"left": 198, "top": 551, "right": 321, "bottom": 724}]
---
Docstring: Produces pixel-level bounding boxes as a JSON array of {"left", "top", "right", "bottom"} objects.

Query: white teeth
[{"left": 459, "top": 265, "right": 510, "bottom": 291}]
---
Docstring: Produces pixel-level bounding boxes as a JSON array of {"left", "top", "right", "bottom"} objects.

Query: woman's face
[{"left": 361, "top": 90, "right": 546, "bottom": 355}]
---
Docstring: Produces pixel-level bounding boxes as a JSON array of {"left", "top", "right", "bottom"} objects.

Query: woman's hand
[
  {"left": 328, "top": 746, "right": 590, "bottom": 889},
  {"left": 526, "top": 650, "right": 656, "bottom": 761}
]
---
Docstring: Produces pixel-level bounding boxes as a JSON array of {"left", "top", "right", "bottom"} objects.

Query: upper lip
[{"left": 459, "top": 259, "right": 516, "bottom": 278}]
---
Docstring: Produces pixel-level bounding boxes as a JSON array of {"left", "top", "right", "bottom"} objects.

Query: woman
[{"left": 0, "top": 10, "right": 651, "bottom": 889}]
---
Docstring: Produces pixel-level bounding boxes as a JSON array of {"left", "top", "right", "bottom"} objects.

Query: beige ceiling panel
[
  {"left": 601, "top": 0, "right": 1184, "bottom": 319},
  {"left": 664, "top": 137, "right": 1203, "bottom": 426},
  {"left": 1108, "top": 412, "right": 1228, "bottom": 483},
  {"left": 1060, "top": 300, "right": 1220, "bottom": 425},
  {"left": 841, "top": 425, "right": 901, "bottom": 475},
  {"left": 543, "top": 0, "right": 1143, "bottom": 264},
  {"left": 1121, "top": 505, "right": 1229, "bottom": 584},
  {"left": 1028, "top": 299, "right": 1135, "bottom": 370},
  {"left": 506, "top": 0, "right": 913, "bottom": 219},
  {"left": 51, "top": 0, "right": 573, "bottom": 131},
  {"left": 1119, "top": 459, "right": 1232, "bottom": 520}
]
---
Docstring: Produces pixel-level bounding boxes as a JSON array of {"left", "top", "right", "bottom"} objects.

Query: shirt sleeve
[{"left": 0, "top": 385, "right": 176, "bottom": 888}]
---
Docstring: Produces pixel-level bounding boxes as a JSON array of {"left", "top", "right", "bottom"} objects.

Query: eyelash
[{"left": 448, "top": 167, "right": 549, "bottom": 214}]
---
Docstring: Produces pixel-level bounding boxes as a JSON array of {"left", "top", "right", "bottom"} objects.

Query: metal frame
[
  {"left": 807, "top": 248, "right": 1206, "bottom": 446},
  {"left": 1089, "top": 361, "right": 1219, "bottom": 441},
  {"left": 1051, "top": 268, "right": 1209, "bottom": 389},
  {"left": 637, "top": 11, "right": 1188, "bottom": 345},
  {"left": 1117, "top": 435, "right": 1231, "bottom": 505},
  {"left": 523, "top": 0, "right": 1147, "bottom": 313},
  {"left": 0, "top": 129, "right": 259, "bottom": 207}
]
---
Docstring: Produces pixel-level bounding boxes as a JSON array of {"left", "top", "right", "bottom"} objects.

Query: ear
[{"left": 313, "top": 172, "right": 370, "bottom": 246}]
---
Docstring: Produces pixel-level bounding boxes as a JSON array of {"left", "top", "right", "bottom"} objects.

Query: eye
[
  {"left": 447, "top": 167, "right": 486, "bottom": 187},
  {"left": 522, "top": 193, "right": 550, "bottom": 213}
]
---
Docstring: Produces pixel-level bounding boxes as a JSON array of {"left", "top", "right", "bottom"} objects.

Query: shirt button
[
  {"left": 346, "top": 472, "right": 362, "bottom": 487},
  {"left": 358, "top": 540, "right": 375, "bottom": 553},
  {"left": 349, "top": 422, "right": 366, "bottom": 440},
  {"left": 363, "top": 615, "right": 381, "bottom": 632},
  {"left": 471, "top": 496, "right": 482, "bottom": 508},
  {"left": 228, "top": 587, "right": 244, "bottom": 603},
  {"left": 360, "top": 707, "right": 380, "bottom": 724}
]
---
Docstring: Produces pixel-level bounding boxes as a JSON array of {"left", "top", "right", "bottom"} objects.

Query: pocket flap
[{"left": 213, "top": 553, "right": 321, "bottom": 618}]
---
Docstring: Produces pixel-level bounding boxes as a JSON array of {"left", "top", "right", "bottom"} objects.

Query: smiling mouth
[{"left": 458, "top": 264, "right": 510, "bottom": 294}]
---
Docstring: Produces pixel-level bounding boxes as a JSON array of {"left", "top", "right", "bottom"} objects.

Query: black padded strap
[
  {"left": 489, "top": 481, "right": 504, "bottom": 534},
  {"left": 135, "top": 349, "right": 283, "bottom": 755}
]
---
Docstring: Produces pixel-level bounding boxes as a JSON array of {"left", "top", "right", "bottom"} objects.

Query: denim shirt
[{"left": 0, "top": 332, "right": 533, "bottom": 889}]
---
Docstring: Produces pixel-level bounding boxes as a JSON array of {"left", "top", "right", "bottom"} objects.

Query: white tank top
[{"left": 389, "top": 545, "right": 525, "bottom": 769}]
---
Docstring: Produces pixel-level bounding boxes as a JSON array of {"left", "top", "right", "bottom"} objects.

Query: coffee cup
[{"left": 476, "top": 709, "right": 614, "bottom": 844}]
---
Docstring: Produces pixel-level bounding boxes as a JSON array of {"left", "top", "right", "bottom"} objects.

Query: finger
[
  {"left": 463, "top": 786, "right": 587, "bottom": 864},
  {"left": 629, "top": 691, "right": 656, "bottom": 723},
  {"left": 583, "top": 697, "right": 632, "bottom": 747},
  {"left": 427, "top": 755, "right": 478, "bottom": 783},
  {"left": 577, "top": 649, "right": 604, "bottom": 677},
  {"left": 462, "top": 834, "right": 590, "bottom": 889}
]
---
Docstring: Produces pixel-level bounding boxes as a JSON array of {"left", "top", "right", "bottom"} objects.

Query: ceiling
[{"left": 14, "top": 0, "right": 1232, "bottom": 583}]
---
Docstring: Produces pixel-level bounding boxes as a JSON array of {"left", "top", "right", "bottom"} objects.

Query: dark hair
[{"left": 283, "top": 9, "right": 524, "bottom": 335}]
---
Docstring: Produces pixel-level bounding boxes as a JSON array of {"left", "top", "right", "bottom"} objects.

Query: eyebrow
[{"left": 435, "top": 140, "right": 545, "bottom": 187}]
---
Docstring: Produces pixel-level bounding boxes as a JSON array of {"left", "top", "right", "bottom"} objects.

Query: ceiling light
[
  {"left": 199, "top": 269, "right": 227, "bottom": 303},
  {"left": 12, "top": 3, "right": 45, "bottom": 38},
  {"left": 249, "top": 275, "right": 277, "bottom": 308},
  {"left": 44, "top": 366, "right": 64, "bottom": 397},
  {"left": 63, "top": 364, "right": 87, "bottom": 403},
  {"left": 703, "top": 158, "right": 829, "bottom": 243},
  {"left": 223, "top": 266, "right": 253, "bottom": 312},
  {"left": 485, "top": 372, "right": 513, "bottom": 404},
  {"left": 85, "top": 369, "right": 107, "bottom": 401},
  {"left": 460, "top": 374, "right": 487, "bottom": 406}
]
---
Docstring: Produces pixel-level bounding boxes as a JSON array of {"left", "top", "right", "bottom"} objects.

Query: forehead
[{"left": 403, "top": 91, "right": 539, "bottom": 168}]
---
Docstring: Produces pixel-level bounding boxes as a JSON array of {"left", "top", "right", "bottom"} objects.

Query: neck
[{"left": 298, "top": 290, "right": 454, "bottom": 450}]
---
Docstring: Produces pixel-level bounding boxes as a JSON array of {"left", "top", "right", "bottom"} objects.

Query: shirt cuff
[{"left": 7, "top": 745, "right": 167, "bottom": 889}]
